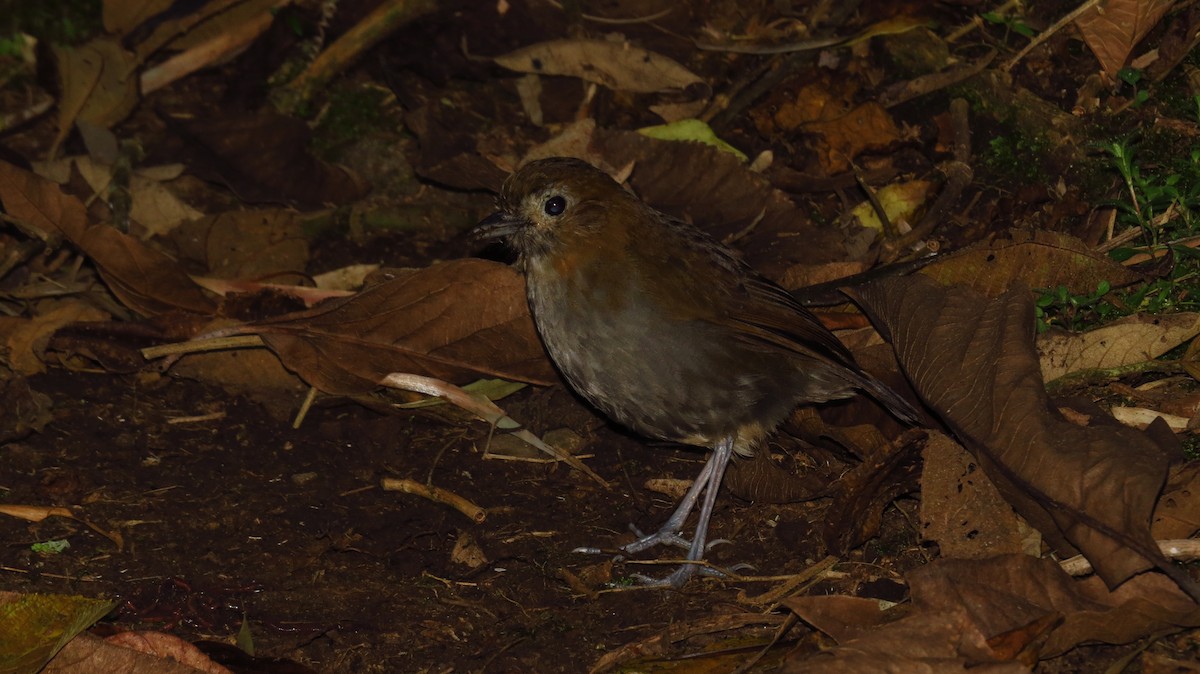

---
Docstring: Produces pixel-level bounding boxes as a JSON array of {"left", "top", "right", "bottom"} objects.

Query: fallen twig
[{"left": 382, "top": 477, "right": 487, "bottom": 523}]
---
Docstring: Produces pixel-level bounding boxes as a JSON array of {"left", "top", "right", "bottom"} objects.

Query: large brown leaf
[
  {"left": 161, "top": 111, "right": 368, "bottom": 210},
  {"left": 849, "top": 275, "right": 1171, "bottom": 589},
  {"left": 917, "top": 229, "right": 1142, "bottom": 299},
  {"left": 1075, "top": 0, "right": 1175, "bottom": 76},
  {"left": 231, "top": 260, "right": 556, "bottom": 395},
  {"left": 0, "top": 161, "right": 216, "bottom": 316},
  {"left": 782, "top": 554, "right": 1200, "bottom": 670},
  {"left": 909, "top": 555, "right": 1200, "bottom": 657}
]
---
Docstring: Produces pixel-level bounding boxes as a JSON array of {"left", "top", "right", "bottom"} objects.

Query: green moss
[
  {"left": 1181, "top": 434, "right": 1200, "bottom": 461},
  {"left": 312, "top": 84, "right": 396, "bottom": 157},
  {"left": 0, "top": 0, "right": 101, "bottom": 45},
  {"left": 981, "top": 131, "right": 1051, "bottom": 184}
]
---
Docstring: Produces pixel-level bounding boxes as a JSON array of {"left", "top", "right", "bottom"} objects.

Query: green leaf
[
  {"left": 636, "top": 119, "right": 748, "bottom": 161},
  {"left": 0, "top": 593, "right": 116, "bottom": 674}
]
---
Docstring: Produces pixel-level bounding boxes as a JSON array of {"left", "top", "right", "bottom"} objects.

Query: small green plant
[
  {"left": 981, "top": 11, "right": 1036, "bottom": 38},
  {"left": 1117, "top": 68, "right": 1152, "bottom": 108},
  {"left": 1034, "top": 281, "right": 1114, "bottom": 333},
  {"left": 1106, "top": 140, "right": 1200, "bottom": 245}
]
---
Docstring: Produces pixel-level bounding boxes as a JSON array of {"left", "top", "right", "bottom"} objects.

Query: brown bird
[{"left": 476, "top": 157, "right": 920, "bottom": 587}]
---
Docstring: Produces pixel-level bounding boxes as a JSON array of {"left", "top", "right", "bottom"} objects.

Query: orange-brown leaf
[{"left": 238, "top": 259, "right": 556, "bottom": 395}]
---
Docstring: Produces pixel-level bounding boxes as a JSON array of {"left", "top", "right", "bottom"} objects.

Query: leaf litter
[{"left": 0, "top": 0, "right": 1199, "bottom": 672}]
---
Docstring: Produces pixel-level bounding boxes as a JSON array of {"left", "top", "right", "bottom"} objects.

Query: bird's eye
[{"left": 544, "top": 195, "right": 567, "bottom": 216}]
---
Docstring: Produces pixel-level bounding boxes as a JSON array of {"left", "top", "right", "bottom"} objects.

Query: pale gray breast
[{"left": 523, "top": 257, "right": 832, "bottom": 448}]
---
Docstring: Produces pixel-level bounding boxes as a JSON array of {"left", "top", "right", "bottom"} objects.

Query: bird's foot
[
  {"left": 628, "top": 561, "right": 753, "bottom": 589},
  {"left": 573, "top": 529, "right": 732, "bottom": 558},
  {"left": 620, "top": 523, "right": 691, "bottom": 555},
  {"left": 630, "top": 562, "right": 720, "bottom": 588}
]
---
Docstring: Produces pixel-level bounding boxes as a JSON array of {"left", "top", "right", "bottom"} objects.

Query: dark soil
[{"left": 4, "top": 368, "right": 931, "bottom": 672}]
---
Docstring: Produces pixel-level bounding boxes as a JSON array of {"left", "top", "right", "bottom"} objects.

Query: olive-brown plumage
[{"left": 477, "top": 157, "right": 918, "bottom": 586}]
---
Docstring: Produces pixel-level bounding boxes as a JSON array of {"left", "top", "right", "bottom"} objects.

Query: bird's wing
[{"left": 722, "top": 272, "right": 860, "bottom": 371}]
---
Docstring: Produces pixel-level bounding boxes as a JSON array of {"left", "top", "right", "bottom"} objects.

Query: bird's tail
[{"left": 853, "top": 371, "right": 924, "bottom": 426}]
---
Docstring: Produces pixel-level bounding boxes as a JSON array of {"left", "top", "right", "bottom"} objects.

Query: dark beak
[{"left": 472, "top": 210, "right": 524, "bottom": 242}]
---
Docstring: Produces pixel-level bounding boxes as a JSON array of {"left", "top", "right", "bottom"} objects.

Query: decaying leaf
[
  {"left": 162, "top": 111, "right": 368, "bottom": 210},
  {"left": 1037, "top": 312, "right": 1200, "bottom": 383},
  {"left": 1152, "top": 461, "right": 1200, "bottom": 540},
  {"left": 0, "top": 161, "right": 217, "bottom": 316},
  {"left": 1075, "top": 0, "right": 1175, "bottom": 76},
  {"left": 636, "top": 119, "right": 747, "bottom": 161},
  {"left": 1, "top": 300, "right": 110, "bottom": 375},
  {"left": 848, "top": 180, "right": 933, "bottom": 232},
  {"left": 0, "top": 592, "right": 118, "bottom": 674},
  {"left": 782, "top": 594, "right": 1025, "bottom": 672},
  {"left": 919, "top": 431, "right": 1028, "bottom": 559},
  {"left": 908, "top": 555, "right": 1200, "bottom": 657},
  {"left": 592, "top": 129, "right": 851, "bottom": 277},
  {"left": 783, "top": 555, "right": 1200, "bottom": 671},
  {"left": 919, "top": 229, "right": 1142, "bottom": 298},
  {"left": 0, "top": 374, "right": 54, "bottom": 443},
  {"left": 494, "top": 38, "right": 704, "bottom": 93},
  {"left": 173, "top": 209, "right": 310, "bottom": 283},
  {"left": 227, "top": 259, "right": 556, "bottom": 395},
  {"left": 50, "top": 39, "right": 140, "bottom": 155},
  {"left": 851, "top": 276, "right": 1171, "bottom": 589}
]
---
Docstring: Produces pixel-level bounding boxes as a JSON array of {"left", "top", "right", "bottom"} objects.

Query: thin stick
[
  {"left": 1002, "top": 0, "right": 1103, "bottom": 72},
  {"left": 381, "top": 477, "right": 487, "bottom": 523}
]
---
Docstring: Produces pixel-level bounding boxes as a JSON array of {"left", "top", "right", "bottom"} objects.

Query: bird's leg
[
  {"left": 634, "top": 435, "right": 736, "bottom": 588},
  {"left": 618, "top": 454, "right": 716, "bottom": 554}
]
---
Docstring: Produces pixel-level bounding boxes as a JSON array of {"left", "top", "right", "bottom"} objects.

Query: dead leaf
[
  {"left": 69, "top": 156, "right": 205, "bottom": 238},
  {"left": 1075, "top": 0, "right": 1175, "bottom": 76},
  {"left": 1037, "top": 312, "right": 1200, "bottom": 383},
  {"left": 919, "top": 229, "right": 1142, "bottom": 298},
  {"left": 848, "top": 180, "right": 933, "bottom": 232},
  {"left": 909, "top": 555, "right": 1200, "bottom": 657},
  {"left": 821, "top": 430, "right": 925, "bottom": 553},
  {"left": 1152, "top": 461, "right": 1200, "bottom": 540},
  {"left": 0, "top": 161, "right": 217, "bottom": 316},
  {"left": 785, "top": 554, "right": 1200, "bottom": 671},
  {"left": 103, "top": 0, "right": 174, "bottom": 35},
  {"left": 226, "top": 259, "right": 556, "bottom": 395},
  {"left": 50, "top": 39, "right": 140, "bottom": 156},
  {"left": 782, "top": 595, "right": 1027, "bottom": 673},
  {"left": 450, "top": 531, "right": 489, "bottom": 569},
  {"left": 162, "top": 111, "right": 368, "bottom": 210},
  {"left": 851, "top": 276, "right": 1171, "bottom": 589},
  {"left": 920, "top": 431, "right": 1028, "bottom": 559},
  {"left": 172, "top": 209, "right": 310, "bottom": 282},
  {"left": 494, "top": 38, "right": 703, "bottom": 93},
  {"left": 804, "top": 101, "right": 902, "bottom": 174},
  {"left": 0, "top": 374, "right": 54, "bottom": 443},
  {"left": 0, "top": 592, "right": 118, "bottom": 674},
  {"left": 0, "top": 301, "right": 109, "bottom": 374},
  {"left": 43, "top": 631, "right": 231, "bottom": 673},
  {"left": 592, "top": 129, "right": 850, "bottom": 277}
]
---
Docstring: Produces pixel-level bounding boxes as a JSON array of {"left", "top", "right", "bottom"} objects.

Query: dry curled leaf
[
  {"left": 919, "top": 431, "right": 1029, "bottom": 560},
  {"left": 1037, "top": 312, "right": 1200, "bottom": 383},
  {"left": 1075, "top": 0, "right": 1175, "bottom": 76},
  {"left": 494, "top": 38, "right": 703, "bottom": 93},
  {"left": 0, "top": 161, "right": 217, "bottom": 316},
  {"left": 909, "top": 555, "right": 1200, "bottom": 658},
  {"left": 162, "top": 111, "right": 368, "bottom": 210},
  {"left": 851, "top": 275, "right": 1171, "bottom": 589},
  {"left": 918, "top": 229, "right": 1141, "bottom": 299},
  {"left": 230, "top": 259, "right": 556, "bottom": 395}
]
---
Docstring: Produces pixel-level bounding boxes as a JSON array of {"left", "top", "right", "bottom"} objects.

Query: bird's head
[{"left": 475, "top": 157, "right": 638, "bottom": 264}]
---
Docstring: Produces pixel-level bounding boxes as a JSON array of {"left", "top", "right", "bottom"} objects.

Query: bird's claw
[
  {"left": 629, "top": 563, "right": 728, "bottom": 589},
  {"left": 621, "top": 525, "right": 692, "bottom": 555}
]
